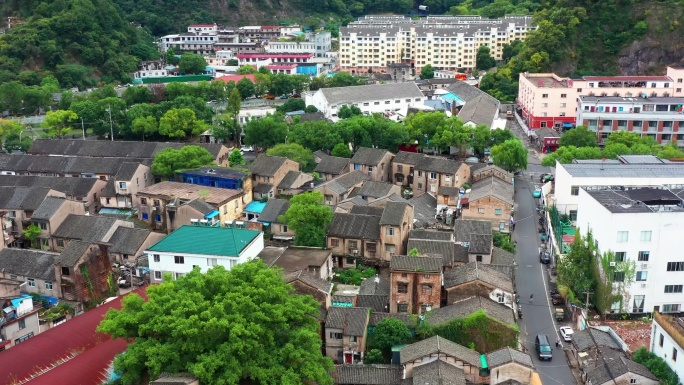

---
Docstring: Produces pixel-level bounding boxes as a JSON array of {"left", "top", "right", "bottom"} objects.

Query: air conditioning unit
[
  {"left": 641, "top": 283, "right": 647, "bottom": 288},
  {"left": 352, "top": 249, "right": 358, "bottom": 255},
  {"left": 641, "top": 263, "right": 648, "bottom": 269},
  {"left": 609, "top": 261, "right": 616, "bottom": 267}
]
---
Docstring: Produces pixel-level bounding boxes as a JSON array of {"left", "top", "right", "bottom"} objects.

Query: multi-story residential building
[
  {"left": 179, "top": 166, "right": 252, "bottom": 204},
  {"left": 237, "top": 53, "right": 315, "bottom": 67},
  {"left": 650, "top": 311, "right": 684, "bottom": 380},
  {"left": 100, "top": 162, "right": 152, "bottom": 210},
  {"left": 238, "top": 25, "right": 282, "bottom": 41},
  {"left": 159, "top": 32, "right": 218, "bottom": 54},
  {"left": 338, "top": 15, "right": 534, "bottom": 74},
  {"left": 256, "top": 199, "right": 293, "bottom": 240},
  {"left": 389, "top": 255, "right": 442, "bottom": 314},
  {"left": 577, "top": 95, "right": 684, "bottom": 145},
  {"left": 54, "top": 240, "right": 113, "bottom": 304},
  {"left": 461, "top": 176, "right": 514, "bottom": 232},
  {"left": 134, "top": 60, "right": 168, "bottom": 79},
  {"left": 315, "top": 171, "right": 369, "bottom": 206},
  {"left": 30, "top": 197, "right": 87, "bottom": 249},
  {"left": 349, "top": 147, "right": 395, "bottom": 183},
  {"left": 325, "top": 307, "right": 370, "bottom": 364},
  {"left": 0, "top": 187, "right": 66, "bottom": 248},
  {"left": 314, "top": 155, "right": 350, "bottom": 181},
  {"left": 0, "top": 175, "right": 105, "bottom": 213},
  {"left": 517, "top": 66, "right": 684, "bottom": 130},
  {"left": 188, "top": 24, "right": 218, "bottom": 34},
  {"left": 146, "top": 225, "right": 264, "bottom": 282},
  {"left": 51, "top": 214, "right": 133, "bottom": 252},
  {"left": 0, "top": 249, "right": 61, "bottom": 298},
  {"left": 443, "top": 262, "right": 514, "bottom": 307},
  {"left": 576, "top": 187, "right": 684, "bottom": 315},
  {"left": 248, "top": 155, "right": 300, "bottom": 199},
  {"left": 0, "top": 295, "right": 40, "bottom": 351},
  {"left": 400, "top": 336, "right": 482, "bottom": 384},
  {"left": 553, "top": 155, "right": 684, "bottom": 217},
  {"left": 304, "top": 83, "right": 425, "bottom": 120},
  {"left": 258, "top": 246, "right": 333, "bottom": 280},
  {"left": 412, "top": 156, "right": 470, "bottom": 195},
  {"left": 107, "top": 227, "right": 165, "bottom": 264},
  {"left": 265, "top": 41, "right": 316, "bottom": 54}
]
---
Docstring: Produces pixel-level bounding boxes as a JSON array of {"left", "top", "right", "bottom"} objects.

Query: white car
[
  {"left": 240, "top": 145, "right": 254, "bottom": 152},
  {"left": 559, "top": 326, "right": 574, "bottom": 342}
]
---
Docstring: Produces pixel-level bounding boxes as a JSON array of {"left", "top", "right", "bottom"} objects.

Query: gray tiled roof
[
  {"left": 406, "top": 239, "right": 454, "bottom": 266},
  {"left": 469, "top": 176, "right": 514, "bottom": 205},
  {"left": 379, "top": 201, "right": 409, "bottom": 226},
  {"left": 258, "top": 199, "right": 290, "bottom": 223},
  {"left": 486, "top": 347, "right": 534, "bottom": 369},
  {"left": 28, "top": 139, "right": 226, "bottom": 158},
  {"left": 453, "top": 244, "right": 469, "bottom": 263},
  {"left": 468, "top": 234, "right": 492, "bottom": 254},
  {"left": 100, "top": 179, "right": 116, "bottom": 197},
  {"left": 357, "top": 295, "right": 389, "bottom": 313},
  {"left": 56, "top": 240, "right": 91, "bottom": 267},
  {"left": 409, "top": 193, "right": 437, "bottom": 228},
  {"left": 325, "top": 307, "right": 370, "bottom": 336},
  {"left": 368, "top": 312, "right": 417, "bottom": 328},
  {"left": 0, "top": 248, "right": 58, "bottom": 281},
  {"left": 572, "top": 327, "right": 622, "bottom": 353},
  {"left": 443, "top": 262, "right": 514, "bottom": 292},
  {"left": 453, "top": 219, "right": 492, "bottom": 242},
  {"left": 400, "top": 336, "right": 481, "bottom": 367},
  {"left": 415, "top": 156, "right": 463, "bottom": 174},
  {"left": 115, "top": 162, "right": 142, "bottom": 180},
  {"left": 0, "top": 175, "right": 99, "bottom": 197},
  {"left": 252, "top": 183, "right": 274, "bottom": 194},
  {"left": 390, "top": 255, "right": 442, "bottom": 273},
  {"left": 357, "top": 271, "right": 390, "bottom": 312},
  {"left": 350, "top": 206, "right": 385, "bottom": 217},
  {"left": 411, "top": 360, "right": 466, "bottom": 385},
  {"left": 327, "top": 213, "right": 380, "bottom": 239},
  {"left": 319, "top": 171, "right": 369, "bottom": 194},
  {"left": 249, "top": 154, "right": 290, "bottom": 176},
  {"left": 409, "top": 229, "right": 453, "bottom": 241},
  {"left": 284, "top": 270, "right": 333, "bottom": 294},
  {"left": 0, "top": 154, "right": 150, "bottom": 176},
  {"left": 438, "top": 186, "right": 461, "bottom": 196},
  {"left": 278, "top": 171, "right": 309, "bottom": 189},
  {"left": 185, "top": 198, "right": 215, "bottom": 215},
  {"left": 585, "top": 356, "right": 659, "bottom": 385},
  {"left": 332, "top": 364, "right": 401, "bottom": 385},
  {"left": 332, "top": 295, "right": 356, "bottom": 305},
  {"left": 257, "top": 247, "right": 285, "bottom": 266},
  {"left": 491, "top": 247, "right": 515, "bottom": 266},
  {"left": 472, "top": 165, "right": 513, "bottom": 180},
  {"left": 393, "top": 151, "right": 424, "bottom": 165},
  {"left": 32, "top": 197, "right": 67, "bottom": 221},
  {"left": 350, "top": 147, "right": 392, "bottom": 166},
  {"left": 0, "top": 187, "right": 53, "bottom": 211},
  {"left": 52, "top": 214, "right": 120, "bottom": 243},
  {"left": 358, "top": 181, "right": 395, "bottom": 198},
  {"left": 320, "top": 82, "right": 423, "bottom": 106},
  {"left": 299, "top": 112, "right": 326, "bottom": 122},
  {"left": 109, "top": 227, "right": 152, "bottom": 256},
  {"left": 446, "top": 81, "right": 500, "bottom": 127},
  {"left": 426, "top": 296, "right": 515, "bottom": 326},
  {"left": 315, "top": 156, "right": 350, "bottom": 175}
]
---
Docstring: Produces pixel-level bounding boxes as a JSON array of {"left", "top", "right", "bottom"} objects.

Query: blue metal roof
[
  {"left": 204, "top": 210, "right": 220, "bottom": 219},
  {"left": 440, "top": 93, "right": 464, "bottom": 104},
  {"left": 245, "top": 201, "right": 267, "bottom": 213}
]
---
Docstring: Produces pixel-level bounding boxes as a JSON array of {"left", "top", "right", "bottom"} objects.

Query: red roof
[
  {"left": 582, "top": 76, "right": 671, "bottom": 82},
  {"left": 214, "top": 74, "right": 256, "bottom": 83},
  {"left": 237, "top": 53, "right": 313, "bottom": 59},
  {"left": 266, "top": 65, "right": 297, "bottom": 70},
  {"left": 0, "top": 288, "right": 147, "bottom": 385}
]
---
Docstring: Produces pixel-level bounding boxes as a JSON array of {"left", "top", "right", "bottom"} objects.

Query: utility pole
[
  {"left": 81, "top": 118, "right": 85, "bottom": 140},
  {"left": 584, "top": 290, "right": 593, "bottom": 310},
  {"left": 107, "top": 104, "right": 114, "bottom": 141}
]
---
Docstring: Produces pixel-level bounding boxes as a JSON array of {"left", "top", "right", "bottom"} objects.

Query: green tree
[
  {"left": 337, "top": 104, "right": 362, "bottom": 119},
  {"left": 131, "top": 116, "right": 158, "bottom": 141},
  {"left": 236, "top": 78, "right": 256, "bottom": 100},
  {"left": 658, "top": 142, "right": 684, "bottom": 160},
  {"left": 244, "top": 115, "right": 287, "bottom": 149},
  {"left": 97, "top": 261, "right": 333, "bottom": 385},
  {"left": 227, "top": 88, "right": 242, "bottom": 118},
  {"left": 470, "top": 124, "right": 492, "bottom": 157},
  {"left": 368, "top": 318, "right": 412, "bottom": 361},
  {"left": 158, "top": 108, "right": 206, "bottom": 139},
  {"left": 151, "top": 146, "right": 214, "bottom": 177},
  {"left": 633, "top": 347, "right": 680, "bottom": 385},
  {"left": 43, "top": 110, "right": 78, "bottom": 138},
  {"left": 420, "top": 64, "right": 435, "bottom": 79},
  {"left": 23, "top": 223, "right": 42, "bottom": 248},
  {"left": 364, "top": 349, "right": 384, "bottom": 364},
  {"left": 178, "top": 53, "right": 208, "bottom": 74},
  {"left": 228, "top": 148, "right": 244, "bottom": 165},
  {"left": 2, "top": 120, "right": 32, "bottom": 152},
  {"left": 279, "top": 191, "right": 333, "bottom": 247},
  {"left": 476, "top": 46, "right": 496, "bottom": 70},
  {"left": 276, "top": 98, "right": 306, "bottom": 114},
  {"left": 305, "top": 105, "right": 318, "bottom": 113},
  {"left": 237, "top": 65, "right": 258, "bottom": 75},
  {"left": 267, "top": 143, "right": 315, "bottom": 172},
  {"left": 557, "top": 230, "right": 596, "bottom": 302},
  {"left": 491, "top": 138, "right": 528, "bottom": 172},
  {"left": 40, "top": 76, "right": 60, "bottom": 94},
  {"left": 558, "top": 126, "right": 597, "bottom": 148},
  {"left": 122, "top": 86, "right": 153, "bottom": 106},
  {"left": 331, "top": 143, "right": 352, "bottom": 158}
]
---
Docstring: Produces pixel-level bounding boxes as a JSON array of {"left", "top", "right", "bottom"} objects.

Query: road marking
[
  {"left": 540, "top": 263, "right": 562, "bottom": 341},
  {"left": 526, "top": 265, "right": 532, "bottom": 268}
]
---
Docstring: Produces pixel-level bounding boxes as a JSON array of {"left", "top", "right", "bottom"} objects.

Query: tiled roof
[
  {"left": 412, "top": 360, "right": 466, "bottom": 385},
  {"left": 409, "top": 193, "right": 437, "bottom": 228},
  {"left": 487, "top": 347, "right": 534, "bottom": 369},
  {"left": 146, "top": 225, "right": 261, "bottom": 256},
  {"left": 468, "top": 233, "right": 492, "bottom": 254},
  {"left": 138, "top": 181, "right": 243, "bottom": 206},
  {"left": 491, "top": 247, "right": 515, "bottom": 266},
  {"left": 332, "top": 364, "right": 401, "bottom": 385},
  {"left": 32, "top": 196, "right": 68, "bottom": 221},
  {"left": 53, "top": 214, "right": 121, "bottom": 243},
  {"left": 0, "top": 186, "right": 53, "bottom": 211},
  {"left": 331, "top": 295, "right": 356, "bottom": 305},
  {"left": 410, "top": 229, "right": 453, "bottom": 241},
  {"left": 406, "top": 239, "right": 454, "bottom": 265},
  {"left": 415, "top": 156, "right": 463, "bottom": 174},
  {"left": 426, "top": 296, "right": 515, "bottom": 326},
  {"left": 357, "top": 271, "right": 390, "bottom": 312},
  {"left": 100, "top": 179, "right": 116, "bottom": 197},
  {"left": 115, "top": 162, "right": 142, "bottom": 180},
  {"left": 249, "top": 154, "right": 292, "bottom": 176},
  {"left": 443, "top": 262, "right": 514, "bottom": 292},
  {"left": 393, "top": 151, "right": 424, "bottom": 165},
  {"left": 253, "top": 182, "right": 274, "bottom": 194},
  {"left": 358, "top": 181, "right": 395, "bottom": 198},
  {"left": 390, "top": 255, "right": 442, "bottom": 273},
  {"left": 258, "top": 199, "right": 291, "bottom": 223},
  {"left": 264, "top": 247, "right": 332, "bottom": 273},
  {"left": 350, "top": 205, "right": 384, "bottom": 217},
  {"left": 327, "top": 213, "right": 381, "bottom": 239},
  {"left": 473, "top": 165, "right": 513, "bottom": 180},
  {"left": 315, "top": 156, "right": 350, "bottom": 174},
  {"left": 319, "top": 171, "right": 369, "bottom": 194},
  {"left": 109, "top": 227, "right": 153, "bottom": 256},
  {"left": 379, "top": 201, "right": 409, "bottom": 226},
  {"left": 0, "top": 248, "right": 58, "bottom": 281},
  {"left": 468, "top": 176, "right": 514, "bottom": 205},
  {"left": 56, "top": 240, "right": 91, "bottom": 267},
  {"left": 453, "top": 244, "right": 469, "bottom": 263},
  {"left": 27, "top": 139, "right": 226, "bottom": 158},
  {"left": 0, "top": 175, "right": 100, "bottom": 197},
  {"left": 0, "top": 154, "right": 150, "bottom": 176},
  {"left": 278, "top": 170, "right": 310, "bottom": 189},
  {"left": 400, "top": 336, "right": 481, "bottom": 367},
  {"left": 257, "top": 247, "right": 285, "bottom": 266},
  {"left": 454, "top": 219, "right": 492, "bottom": 242},
  {"left": 320, "top": 82, "right": 423, "bottom": 106},
  {"left": 350, "top": 147, "right": 392, "bottom": 166},
  {"left": 438, "top": 186, "right": 461, "bottom": 196},
  {"left": 585, "top": 356, "right": 659, "bottom": 385},
  {"left": 180, "top": 166, "right": 247, "bottom": 179},
  {"left": 572, "top": 327, "right": 622, "bottom": 353},
  {"left": 325, "top": 307, "right": 370, "bottom": 336},
  {"left": 284, "top": 270, "right": 333, "bottom": 294},
  {"left": 184, "top": 198, "right": 215, "bottom": 215},
  {"left": 368, "top": 312, "right": 417, "bottom": 328},
  {"left": 446, "top": 81, "right": 500, "bottom": 127}
]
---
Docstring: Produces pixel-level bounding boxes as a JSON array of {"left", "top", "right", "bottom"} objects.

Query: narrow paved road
[{"left": 514, "top": 175, "right": 576, "bottom": 385}]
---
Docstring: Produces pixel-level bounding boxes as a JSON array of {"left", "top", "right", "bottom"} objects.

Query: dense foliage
[
  {"left": 335, "top": 265, "right": 376, "bottom": 285},
  {"left": 633, "top": 347, "right": 681, "bottom": 385},
  {"left": 279, "top": 191, "right": 333, "bottom": 247},
  {"left": 151, "top": 146, "right": 214, "bottom": 176},
  {"left": 266, "top": 143, "right": 316, "bottom": 172},
  {"left": 367, "top": 318, "right": 412, "bottom": 362},
  {"left": 97, "top": 261, "right": 333, "bottom": 385}
]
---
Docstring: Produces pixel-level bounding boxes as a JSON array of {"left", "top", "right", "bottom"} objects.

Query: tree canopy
[
  {"left": 368, "top": 318, "right": 412, "bottom": 362},
  {"left": 558, "top": 126, "right": 597, "bottom": 148},
  {"left": 279, "top": 191, "right": 333, "bottom": 247},
  {"left": 97, "top": 261, "right": 333, "bottom": 385},
  {"left": 419, "top": 64, "right": 435, "bottom": 80},
  {"left": 491, "top": 138, "right": 528, "bottom": 172},
  {"left": 243, "top": 115, "right": 288, "bottom": 149},
  {"left": 266, "top": 143, "right": 315, "bottom": 172},
  {"left": 151, "top": 146, "right": 214, "bottom": 177}
]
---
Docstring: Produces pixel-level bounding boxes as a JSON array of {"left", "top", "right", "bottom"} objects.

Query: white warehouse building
[{"left": 576, "top": 187, "right": 684, "bottom": 315}]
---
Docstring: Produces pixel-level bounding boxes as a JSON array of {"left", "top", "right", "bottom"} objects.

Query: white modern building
[
  {"left": 650, "top": 311, "right": 684, "bottom": 380},
  {"left": 576, "top": 187, "right": 684, "bottom": 314},
  {"left": 146, "top": 225, "right": 264, "bottom": 282},
  {"left": 553, "top": 155, "right": 684, "bottom": 219},
  {"left": 304, "top": 82, "right": 425, "bottom": 120}
]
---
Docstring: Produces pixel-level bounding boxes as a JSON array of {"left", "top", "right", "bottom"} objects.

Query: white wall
[
  {"left": 651, "top": 319, "right": 684, "bottom": 380},
  {"left": 305, "top": 89, "right": 425, "bottom": 119},
  {"left": 576, "top": 189, "right": 684, "bottom": 314}
]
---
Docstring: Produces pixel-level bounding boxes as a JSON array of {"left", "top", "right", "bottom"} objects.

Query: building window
[
  {"left": 617, "top": 231, "right": 629, "bottom": 243},
  {"left": 27, "top": 278, "right": 35, "bottom": 287},
  {"left": 542, "top": 93, "right": 548, "bottom": 98},
  {"left": 207, "top": 258, "right": 217, "bottom": 266},
  {"left": 613, "top": 272, "right": 625, "bottom": 282},
  {"left": 330, "top": 238, "right": 340, "bottom": 247},
  {"left": 154, "top": 271, "right": 162, "bottom": 280},
  {"left": 674, "top": 348, "right": 678, "bottom": 362},
  {"left": 19, "top": 319, "right": 25, "bottom": 330},
  {"left": 614, "top": 252, "right": 626, "bottom": 262},
  {"left": 494, "top": 209, "right": 502, "bottom": 215},
  {"left": 662, "top": 304, "right": 681, "bottom": 313},
  {"left": 664, "top": 285, "right": 683, "bottom": 293},
  {"left": 39, "top": 222, "right": 47, "bottom": 230},
  {"left": 330, "top": 332, "right": 343, "bottom": 340},
  {"left": 346, "top": 257, "right": 355, "bottom": 265},
  {"left": 429, "top": 172, "right": 437, "bottom": 180},
  {"left": 640, "top": 231, "right": 652, "bottom": 242},
  {"left": 397, "top": 165, "right": 403, "bottom": 172},
  {"left": 397, "top": 303, "right": 408, "bottom": 313},
  {"left": 142, "top": 212, "right": 149, "bottom": 220},
  {"left": 175, "top": 272, "right": 185, "bottom": 280},
  {"left": 155, "top": 214, "right": 162, "bottom": 222},
  {"left": 478, "top": 208, "right": 485, "bottom": 213},
  {"left": 660, "top": 333, "right": 664, "bottom": 347},
  {"left": 45, "top": 282, "right": 53, "bottom": 290},
  {"left": 571, "top": 186, "right": 579, "bottom": 196},
  {"left": 174, "top": 255, "right": 185, "bottom": 264},
  {"left": 667, "top": 262, "right": 684, "bottom": 271},
  {"left": 386, "top": 227, "right": 395, "bottom": 236},
  {"left": 560, "top": 93, "right": 567, "bottom": 98},
  {"left": 153, "top": 254, "right": 160, "bottom": 262},
  {"left": 636, "top": 271, "right": 647, "bottom": 281},
  {"left": 422, "top": 284, "right": 433, "bottom": 295},
  {"left": 638, "top": 251, "right": 650, "bottom": 261},
  {"left": 397, "top": 282, "right": 408, "bottom": 293},
  {"left": 119, "top": 182, "right": 127, "bottom": 189}
]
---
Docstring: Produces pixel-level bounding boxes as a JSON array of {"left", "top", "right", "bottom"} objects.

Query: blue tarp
[
  {"left": 245, "top": 201, "right": 267, "bottom": 213},
  {"left": 563, "top": 123, "right": 574, "bottom": 127},
  {"left": 440, "top": 93, "right": 464, "bottom": 105},
  {"left": 42, "top": 295, "right": 59, "bottom": 307},
  {"left": 204, "top": 210, "right": 220, "bottom": 219},
  {"left": 10, "top": 295, "right": 31, "bottom": 308},
  {"left": 286, "top": 110, "right": 306, "bottom": 116}
]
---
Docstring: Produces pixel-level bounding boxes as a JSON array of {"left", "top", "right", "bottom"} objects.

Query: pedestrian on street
[
  {"left": 529, "top": 294, "right": 533, "bottom": 302},
  {"left": 556, "top": 337, "right": 561, "bottom": 347}
]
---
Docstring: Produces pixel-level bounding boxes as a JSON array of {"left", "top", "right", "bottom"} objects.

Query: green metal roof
[
  {"left": 147, "top": 225, "right": 261, "bottom": 256},
  {"left": 480, "top": 354, "right": 488, "bottom": 369}
]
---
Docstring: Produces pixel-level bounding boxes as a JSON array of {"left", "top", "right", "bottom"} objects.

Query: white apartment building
[
  {"left": 146, "top": 225, "right": 264, "bottom": 282},
  {"left": 159, "top": 33, "right": 218, "bottom": 55},
  {"left": 576, "top": 187, "right": 684, "bottom": 314},
  {"left": 338, "top": 15, "right": 535, "bottom": 74},
  {"left": 265, "top": 41, "right": 316, "bottom": 54},
  {"left": 553, "top": 155, "right": 684, "bottom": 218},
  {"left": 650, "top": 312, "right": 684, "bottom": 380},
  {"left": 304, "top": 82, "right": 425, "bottom": 120},
  {"left": 188, "top": 24, "right": 218, "bottom": 34},
  {"left": 134, "top": 60, "right": 168, "bottom": 79}
]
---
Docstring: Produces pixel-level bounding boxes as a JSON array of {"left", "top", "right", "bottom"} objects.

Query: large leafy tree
[
  {"left": 158, "top": 108, "right": 206, "bottom": 139},
  {"left": 419, "top": 64, "right": 435, "bottom": 79},
  {"left": 151, "top": 146, "right": 214, "bottom": 177},
  {"left": 97, "top": 261, "right": 333, "bottom": 385},
  {"left": 236, "top": 78, "right": 256, "bottom": 99},
  {"left": 476, "top": 45, "right": 496, "bottom": 70},
  {"left": 243, "top": 115, "right": 287, "bottom": 149},
  {"left": 43, "top": 109, "right": 78, "bottom": 138},
  {"left": 491, "top": 138, "right": 528, "bottom": 172},
  {"left": 557, "top": 230, "right": 597, "bottom": 302},
  {"left": 280, "top": 191, "right": 333, "bottom": 247},
  {"left": 131, "top": 116, "right": 158, "bottom": 141},
  {"left": 178, "top": 53, "right": 208, "bottom": 74},
  {"left": 469, "top": 124, "right": 493, "bottom": 157},
  {"left": 368, "top": 318, "right": 412, "bottom": 362},
  {"left": 558, "top": 125, "right": 597, "bottom": 148},
  {"left": 266, "top": 143, "right": 315, "bottom": 172}
]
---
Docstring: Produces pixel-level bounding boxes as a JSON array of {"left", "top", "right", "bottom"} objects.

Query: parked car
[
  {"left": 539, "top": 250, "right": 551, "bottom": 264},
  {"left": 240, "top": 145, "right": 254, "bottom": 152},
  {"left": 533, "top": 187, "right": 542, "bottom": 198},
  {"left": 559, "top": 326, "right": 574, "bottom": 341},
  {"left": 280, "top": 94, "right": 288, "bottom": 99},
  {"left": 291, "top": 93, "right": 301, "bottom": 98},
  {"left": 263, "top": 94, "right": 276, "bottom": 100}
]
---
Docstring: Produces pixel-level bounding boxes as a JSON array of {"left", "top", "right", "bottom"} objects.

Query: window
[
  {"left": 614, "top": 252, "right": 626, "bottom": 262},
  {"left": 569, "top": 210, "right": 578, "bottom": 221},
  {"left": 386, "top": 227, "right": 395, "bottom": 236},
  {"left": 542, "top": 93, "right": 549, "bottom": 98},
  {"left": 636, "top": 271, "right": 648, "bottom": 281},
  {"left": 633, "top": 295, "right": 645, "bottom": 312},
  {"left": 664, "top": 285, "right": 683, "bottom": 293},
  {"left": 397, "top": 165, "right": 403, "bottom": 172},
  {"left": 638, "top": 251, "right": 650, "bottom": 261},
  {"left": 640, "top": 231, "right": 652, "bottom": 242},
  {"left": 349, "top": 336, "right": 358, "bottom": 343},
  {"left": 422, "top": 284, "right": 433, "bottom": 295},
  {"left": 330, "top": 238, "right": 340, "bottom": 247},
  {"left": 478, "top": 208, "right": 485, "bottom": 213},
  {"left": 617, "top": 231, "right": 629, "bottom": 242},
  {"left": 476, "top": 255, "right": 483, "bottom": 262},
  {"left": 19, "top": 320, "right": 25, "bottom": 330},
  {"left": 207, "top": 258, "right": 217, "bottom": 266},
  {"left": 674, "top": 348, "right": 678, "bottom": 362},
  {"left": 397, "top": 283, "right": 408, "bottom": 293},
  {"left": 662, "top": 304, "right": 681, "bottom": 313},
  {"left": 495, "top": 209, "right": 502, "bottom": 215},
  {"left": 330, "top": 332, "right": 343, "bottom": 340},
  {"left": 153, "top": 254, "right": 160, "bottom": 262},
  {"left": 346, "top": 257, "right": 355, "bottom": 265},
  {"left": 27, "top": 278, "right": 35, "bottom": 287},
  {"left": 61, "top": 267, "right": 70, "bottom": 276},
  {"left": 397, "top": 303, "right": 408, "bottom": 313},
  {"left": 429, "top": 172, "right": 437, "bottom": 180},
  {"left": 119, "top": 182, "right": 127, "bottom": 189},
  {"left": 660, "top": 333, "right": 664, "bottom": 347},
  {"left": 667, "top": 261, "right": 684, "bottom": 271},
  {"left": 560, "top": 103, "right": 566, "bottom": 107},
  {"left": 561, "top": 93, "right": 567, "bottom": 98},
  {"left": 155, "top": 214, "right": 162, "bottom": 222},
  {"left": 354, "top": 164, "right": 361, "bottom": 171},
  {"left": 174, "top": 255, "right": 185, "bottom": 264},
  {"left": 401, "top": 273, "right": 408, "bottom": 278},
  {"left": 571, "top": 186, "right": 579, "bottom": 196},
  {"left": 613, "top": 272, "right": 625, "bottom": 282},
  {"left": 154, "top": 271, "right": 162, "bottom": 280},
  {"left": 142, "top": 212, "right": 149, "bottom": 220},
  {"left": 45, "top": 282, "right": 53, "bottom": 290},
  {"left": 541, "top": 103, "right": 548, "bottom": 107},
  {"left": 39, "top": 222, "right": 47, "bottom": 230}
]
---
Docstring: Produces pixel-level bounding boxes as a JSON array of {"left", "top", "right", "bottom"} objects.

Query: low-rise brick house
[
  {"left": 325, "top": 307, "right": 370, "bottom": 364},
  {"left": 487, "top": 347, "right": 538, "bottom": 385},
  {"left": 249, "top": 154, "right": 300, "bottom": 199},
  {"left": 0, "top": 249, "right": 61, "bottom": 298},
  {"left": 389, "top": 255, "right": 442, "bottom": 314},
  {"left": 357, "top": 270, "right": 390, "bottom": 312},
  {"left": 349, "top": 147, "right": 394, "bottom": 182},
  {"left": 284, "top": 270, "right": 333, "bottom": 310},
  {"left": 392, "top": 151, "right": 424, "bottom": 187},
  {"left": 332, "top": 365, "right": 401, "bottom": 385},
  {"left": 54, "top": 241, "right": 112, "bottom": 304},
  {"left": 30, "top": 197, "right": 86, "bottom": 250},
  {"left": 438, "top": 186, "right": 461, "bottom": 206},
  {"left": 353, "top": 181, "right": 402, "bottom": 203},
  {"left": 277, "top": 171, "right": 314, "bottom": 196},
  {"left": 258, "top": 246, "right": 333, "bottom": 280},
  {"left": 454, "top": 219, "right": 515, "bottom": 277},
  {"left": 472, "top": 165, "right": 513, "bottom": 184},
  {"left": 315, "top": 171, "right": 369, "bottom": 206},
  {"left": 99, "top": 162, "right": 152, "bottom": 210},
  {"left": 0, "top": 187, "right": 66, "bottom": 249},
  {"left": 327, "top": 201, "right": 413, "bottom": 266},
  {"left": 0, "top": 175, "right": 104, "bottom": 214},
  {"left": 51, "top": 214, "right": 133, "bottom": 253},
  {"left": 315, "top": 155, "right": 351, "bottom": 181},
  {"left": 412, "top": 156, "right": 470, "bottom": 195},
  {"left": 461, "top": 177, "right": 514, "bottom": 232},
  {"left": 257, "top": 199, "right": 293, "bottom": 240},
  {"left": 107, "top": 227, "right": 165, "bottom": 264},
  {"left": 406, "top": 229, "right": 460, "bottom": 269},
  {"left": 399, "top": 336, "right": 482, "bottom": 383},
  {"left": 443, "top": 262, "right": 514, "bottom": 307}
]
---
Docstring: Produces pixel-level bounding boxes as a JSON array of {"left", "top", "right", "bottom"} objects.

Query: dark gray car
[{"left": 540, "top": 250, "right": 551, "bottom": 264}]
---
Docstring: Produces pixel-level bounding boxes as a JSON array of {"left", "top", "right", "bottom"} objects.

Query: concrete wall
[{"left": 462, "top": 196, "right": 512, "bottom": 232}]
